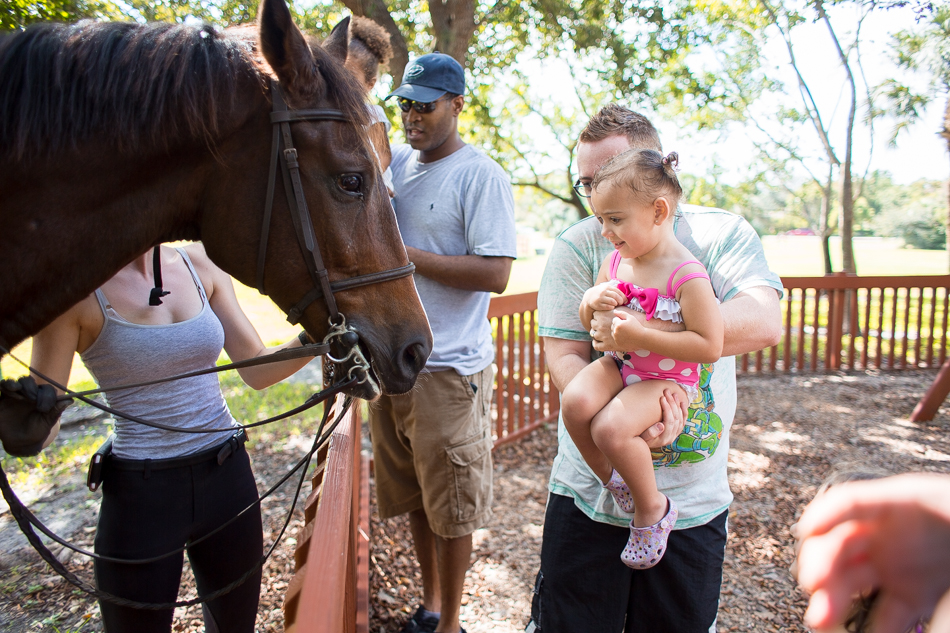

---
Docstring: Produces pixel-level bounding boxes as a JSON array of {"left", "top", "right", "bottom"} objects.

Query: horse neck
[{"left": 0, "top": 71, "right": 270, "bottom": 350}]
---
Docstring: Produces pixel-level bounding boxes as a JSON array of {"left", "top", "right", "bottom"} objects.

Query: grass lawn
[
  {"left": 3, "top": 235, "right": 946, "bottom": 388},
  {"left": 759, "top": 235, "right": 949, "bottom": 277}
]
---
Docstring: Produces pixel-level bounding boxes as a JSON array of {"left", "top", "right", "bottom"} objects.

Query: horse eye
[{"left": 338, "top": 173, "right": 362, "bottom": 194}]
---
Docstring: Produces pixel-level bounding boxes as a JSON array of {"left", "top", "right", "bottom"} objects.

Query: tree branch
[{"left": 758, "top": 0, "right": 840, "bottom": 166}]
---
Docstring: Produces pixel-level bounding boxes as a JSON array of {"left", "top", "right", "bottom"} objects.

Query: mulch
[
  {"left": 368, "top": 370, "right": 950, "bottom": 633},
  {"left": 2, "top": 369, "right": 949, "bottom": 632}
]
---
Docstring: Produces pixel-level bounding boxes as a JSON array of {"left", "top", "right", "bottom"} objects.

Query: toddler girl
[{"left": 561, "top": 148, "right": 723, "bottom": 569}]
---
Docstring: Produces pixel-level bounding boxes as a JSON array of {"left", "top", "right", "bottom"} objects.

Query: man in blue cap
[{"left": 367, "top": 53, "right": 517, "bottom": 633}]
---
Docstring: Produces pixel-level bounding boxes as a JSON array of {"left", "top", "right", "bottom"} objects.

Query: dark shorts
[
  {"left": 95, "top": 441, "right": 263, "bottom": 633},
  {"left": 527, "top": 492, "right": 727, "bottom": 633}
]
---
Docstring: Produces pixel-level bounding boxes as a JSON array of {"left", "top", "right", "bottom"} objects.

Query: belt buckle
[{"left": 216, "top": 429, "right": 246, "bottom": 466}]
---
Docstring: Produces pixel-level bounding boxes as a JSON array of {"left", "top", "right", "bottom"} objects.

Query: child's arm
[
  {"left": 579, "top": 257, "right": 625, "bottom": 329},
  {"left": 610, "top": 263, "right": 723, "bottom": 364}
]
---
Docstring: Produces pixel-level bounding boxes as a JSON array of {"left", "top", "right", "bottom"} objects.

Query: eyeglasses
[
  {"left": 396, "top": 96, "right": 448, "bottom": 114},
  {"left": 573, "top": 179, "right": 592, "bottom": 199}
]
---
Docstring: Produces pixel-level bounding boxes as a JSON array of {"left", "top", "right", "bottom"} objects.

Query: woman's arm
[
  {"left": 186, "top": 245, "right": 314, "bottom": 390},
  {"left": 5, "top": 304, "right": 87, "bottom": 453},
  {"left": 609, "top": 268, "right": 724, "bottom": 364}
]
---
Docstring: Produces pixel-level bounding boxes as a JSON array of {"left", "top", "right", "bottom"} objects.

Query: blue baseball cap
[{"left": 386, "top": 52, "right": 466, "bottom": 103}]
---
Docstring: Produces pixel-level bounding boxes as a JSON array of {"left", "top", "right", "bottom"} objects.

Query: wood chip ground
[{"left": 2, "top": 370, "right": 948, "bottom": 632}]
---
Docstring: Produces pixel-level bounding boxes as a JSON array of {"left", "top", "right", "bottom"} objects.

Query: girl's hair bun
[{"left": 661, "top": 152, "right": 679, "bottom": 173}]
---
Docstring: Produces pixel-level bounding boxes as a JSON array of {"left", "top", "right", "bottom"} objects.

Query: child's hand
[
  {"left": 583, "top": 283, "right": 625, "bottom": 313},
  {"left": 611, "top": 309, "right": 646, "bottom": 347}
]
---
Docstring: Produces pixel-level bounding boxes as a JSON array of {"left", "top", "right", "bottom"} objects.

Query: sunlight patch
[{"left": 728, "top": 450, "right": 770, "bottom": 490}]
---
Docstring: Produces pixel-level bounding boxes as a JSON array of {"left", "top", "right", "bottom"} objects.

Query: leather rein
[{"left": 0, "top": 78, "right": 418, "bottom": 610}]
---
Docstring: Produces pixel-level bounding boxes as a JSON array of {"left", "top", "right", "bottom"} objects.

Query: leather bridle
[
  {"left": 0, "top": 79, "right": 423, "bottom": 610},
  {"left": 255, "top": 79, "right": 415, "bottom": 329}
]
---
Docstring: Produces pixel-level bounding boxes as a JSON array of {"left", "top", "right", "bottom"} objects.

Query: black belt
[{"left": 108, "top": 428, "right": 248, "bottom": 474}]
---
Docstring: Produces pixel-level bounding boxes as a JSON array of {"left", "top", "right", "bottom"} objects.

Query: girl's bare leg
[
  {"left": 591, "top": 380, "right": 685, "bottom": 527},
  {"left": 560, "top": 356, "right": 625, "bottom": 484}
]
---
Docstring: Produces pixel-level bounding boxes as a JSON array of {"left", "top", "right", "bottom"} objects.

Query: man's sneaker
[{"left": 400, "top": 605, "right": 439, "bottom": 633}]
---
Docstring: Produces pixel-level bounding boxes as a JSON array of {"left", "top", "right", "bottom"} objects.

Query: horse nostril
[{"left": 401, "top": 340, "right": 429, "bottom": 374}]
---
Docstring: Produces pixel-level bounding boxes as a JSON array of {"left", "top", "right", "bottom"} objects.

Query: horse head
[{"left": 200, "top": 0, "right": 431, "bottom": 400}]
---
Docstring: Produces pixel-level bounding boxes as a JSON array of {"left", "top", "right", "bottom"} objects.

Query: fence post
[
  {"left": 825, "top": 272, "right": 857, "bottom": 371},
  {"left": 911, "top": 357, "right": 950, "bottom": 422}
]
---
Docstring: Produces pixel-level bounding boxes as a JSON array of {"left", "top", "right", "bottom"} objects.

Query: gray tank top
[{"left": 80, "top": 249, "right": 237, "bottom": 459}]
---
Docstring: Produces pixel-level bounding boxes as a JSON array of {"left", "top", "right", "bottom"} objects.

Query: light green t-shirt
[{"left": 538, "top": 205, "right": 784, "bottom": 528}]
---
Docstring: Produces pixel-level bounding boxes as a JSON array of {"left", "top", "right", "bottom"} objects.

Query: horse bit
[{"left": 0, "top": 78, "right": 419, "bottom": 610}]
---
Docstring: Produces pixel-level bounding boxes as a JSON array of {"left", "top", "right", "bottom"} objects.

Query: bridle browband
[{"left": 256, "top": 79, "right": 415, "bottom": 326}]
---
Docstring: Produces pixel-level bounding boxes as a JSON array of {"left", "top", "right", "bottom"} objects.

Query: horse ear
[
  {"left": 258, "top": 0, "right": 319, "bottom": 93},
  {"left": 323, "top": 17, "right": 350, "bottom": 64}
]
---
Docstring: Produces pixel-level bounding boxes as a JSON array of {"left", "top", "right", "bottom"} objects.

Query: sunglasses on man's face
[{"left": 396, "top": 96, "right": 448, "bottom": 114}]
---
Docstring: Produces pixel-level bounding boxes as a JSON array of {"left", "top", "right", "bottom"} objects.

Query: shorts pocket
[{"left": 445, "top": 432, "right": 493, "bottom": 523}]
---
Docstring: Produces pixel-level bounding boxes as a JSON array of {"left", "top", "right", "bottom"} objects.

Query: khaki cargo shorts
[{"left": 368, "top": 365, "right": 494, "bottom": 538}]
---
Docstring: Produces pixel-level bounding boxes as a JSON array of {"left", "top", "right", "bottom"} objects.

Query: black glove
[{"left": 0, "top": 377, "right": 71, "bottom": 457}]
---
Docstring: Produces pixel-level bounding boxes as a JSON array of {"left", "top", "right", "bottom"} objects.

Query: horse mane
[{"left": 0, "top": 20, "right": 370, "bottom": 161}]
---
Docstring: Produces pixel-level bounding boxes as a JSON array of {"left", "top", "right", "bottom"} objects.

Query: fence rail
[
  {"left": 739, "top": 274, "right": 950, "bottom": 374},
  {"left": 283, "top": 401, "right": 370, "bottom": 633},
  {"left": 287, "top": 274, "right": 950, "bottom": 632}
]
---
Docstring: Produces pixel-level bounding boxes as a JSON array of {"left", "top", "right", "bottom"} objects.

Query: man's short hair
[{"left": 579, "top": 104, "right": 662, "bottom": 152}]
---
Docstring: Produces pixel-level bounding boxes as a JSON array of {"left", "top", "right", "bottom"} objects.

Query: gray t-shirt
[
  {"left": 538, "top": 205, "right": 784, "bottom": 528},
  {"left": 391, "top": 143, "right": 517, "bottom": 375}
]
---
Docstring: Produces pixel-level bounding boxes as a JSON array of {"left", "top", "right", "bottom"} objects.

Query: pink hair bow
[{"left": 616, "top": 282, "right": 659, "bottom": 321}]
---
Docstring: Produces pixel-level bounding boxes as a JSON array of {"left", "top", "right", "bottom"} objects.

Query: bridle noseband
[{"left": 255, "top": 79, "right": 415, "bottom": 328}]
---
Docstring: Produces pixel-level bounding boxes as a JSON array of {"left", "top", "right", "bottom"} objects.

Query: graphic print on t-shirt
[{"left": 651, "top": 364, "right": 723, "bottom": 467}]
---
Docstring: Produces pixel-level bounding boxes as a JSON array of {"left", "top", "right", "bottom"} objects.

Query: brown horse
[{"left": 0, "top": 0, "right": 431, "bottom": 399}]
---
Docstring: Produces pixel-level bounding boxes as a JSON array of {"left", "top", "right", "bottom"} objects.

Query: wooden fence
[
  {"left": 738, "top": 274, "right": 950, "bottom": 373},
  {"left": 283, "top": 400, "right": 370, "bottom": 633},
  {"left": 488, "top": 292, "right": 559, "bottom": 447},
  {"left": 285, "top": 274, "right": 950, "bottom": 632}
]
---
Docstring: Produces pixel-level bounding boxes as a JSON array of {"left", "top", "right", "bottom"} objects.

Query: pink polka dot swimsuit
[{"left": 606, "top": 250, "right": 711, "bottom": 400}]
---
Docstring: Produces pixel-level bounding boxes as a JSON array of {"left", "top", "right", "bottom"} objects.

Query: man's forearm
[
  {"left": 720, "top": 288, "right": 782, "bottom": 356},
  {"left": 543, "top": 338, "right": 592, "bottom": 393},
  {"left": 406, "top": 246, "right": 512, "bottom": 293}
]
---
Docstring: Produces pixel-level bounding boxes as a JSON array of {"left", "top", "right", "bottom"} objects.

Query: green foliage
[
  {"left": 879, "top": 3, "right": 950, "bottom": 144},
  {"left": 678, "top": 166, "right": 947, "bottom": 244},
  {"left": 218, "top": 372, "right": 325, "bottom": 448},
  {"left": 863, "top": 175, "right": 948, "bottom": 248},
  {"left": 1, "top": 0, "right": 118, "bottom": 29},
  {"left": 1, "top": 0, "right": 268, "bottom": 29}
]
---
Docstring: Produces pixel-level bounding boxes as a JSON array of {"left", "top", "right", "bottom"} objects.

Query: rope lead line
[{"left": 0, "top": 395, "right": 353, "bottom": 610}]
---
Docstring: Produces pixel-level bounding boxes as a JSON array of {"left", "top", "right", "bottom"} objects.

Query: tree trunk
[
  {"left": 821, "top": 237, "right": 833, "bottom": 275},
  {"left": 429, "top": 0, "right": 477, "bottom": 67},
  {"left": 840, "top": 163, "right": 856, "bottom": 274},
  {"left": 820, "top": 166, "right": 834, "bottom": 275},
  {"left": 942, "top": 95, "right": 950, "bottom": 272}
]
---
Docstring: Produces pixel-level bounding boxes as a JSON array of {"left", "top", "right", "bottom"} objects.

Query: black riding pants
[{"left": 94, "top": 443, "right": 263, "bottom": 633}]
